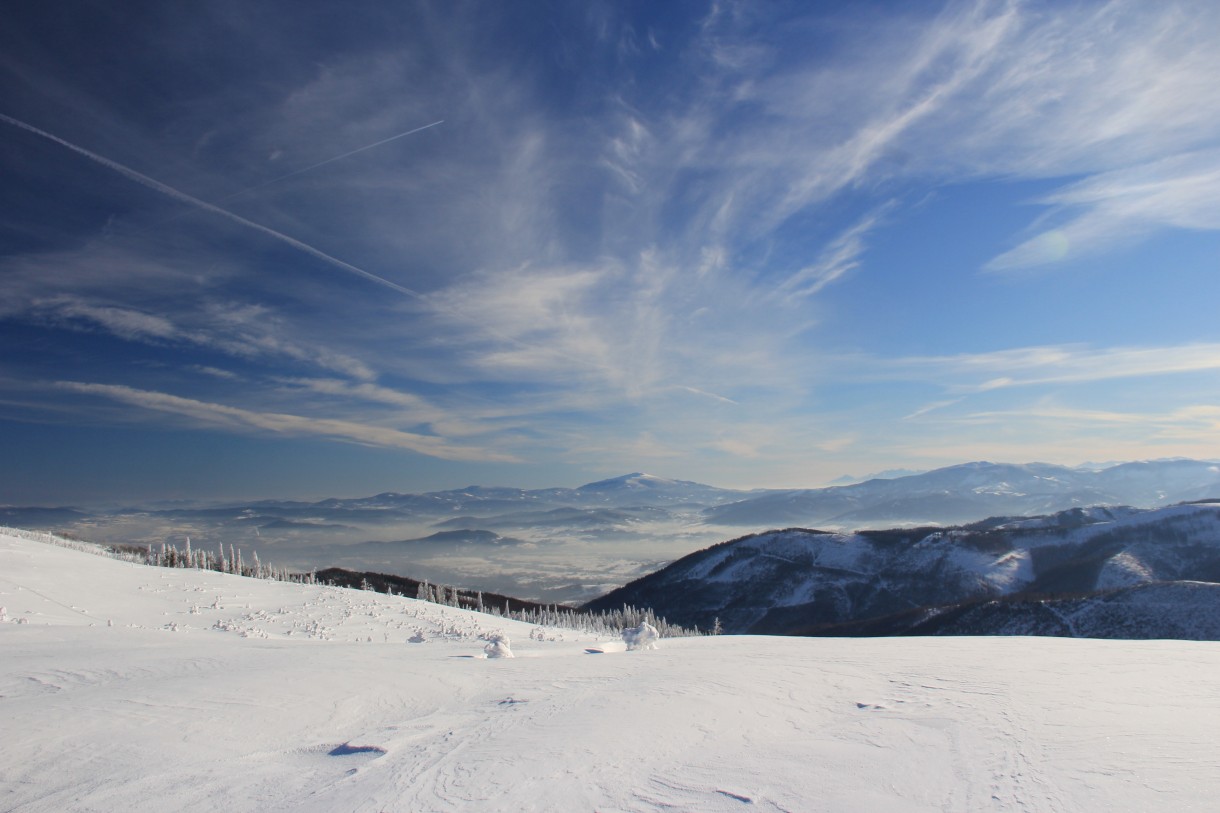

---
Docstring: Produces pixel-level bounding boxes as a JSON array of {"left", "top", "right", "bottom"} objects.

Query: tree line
[{"left": 4, "top": 527, "right": 705, "bottom": 638}]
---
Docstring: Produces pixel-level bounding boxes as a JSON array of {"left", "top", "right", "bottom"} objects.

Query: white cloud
[
  {"left": 776, "top": 203, "right": 895, "bottom": 300},
  {"left": 41, "top": 299, "right": 178, "bottom": 342},
  {"left": 987, "top": 151, "right": 1220, "bottom": 270},
  {"left": 19, "top": 292, "right": 378, "bottom": 383},
  {"left": 191, "top": 366, "right": 240, "bottom": 380},
  {"left": 270, "top": 377, "right": 499, "bottom": 439},
  {"left": 55, "top": 381, "right": 515, "bottom": 462},
  {"left": 680, "top": 1, "right": 1220, "bottom": 270},
  {"left": 8, "top": 1, "right": 1220, "bottom": 487},
  {"left": 875, "top": 342, "right": 1220, "bottom": 392}
]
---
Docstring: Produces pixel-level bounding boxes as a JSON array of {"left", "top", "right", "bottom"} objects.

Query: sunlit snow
[{"left": 3, "top": 531, "right": 1219, "bottom": 811}]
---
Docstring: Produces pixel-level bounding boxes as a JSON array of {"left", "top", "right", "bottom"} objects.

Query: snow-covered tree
[
  {"left": 623, "top": 621, "right": 659, "bottom": 651},
  {"left": 483, "top": 633, "right": 514, "bottom": 658}
]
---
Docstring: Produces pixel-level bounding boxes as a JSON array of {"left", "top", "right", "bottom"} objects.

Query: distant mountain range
[
  {"left": 702, "top": 459, "right": 1220, "bottom": 527},
  {"left": 583, "top": 501, "right": 1220, "bottom": 640},
  {"left": 7, "top": 461, "right": 1220, "bottom": 535},
  {"left": 7, "top": 459, "right": 1220, "bottom": 608}
]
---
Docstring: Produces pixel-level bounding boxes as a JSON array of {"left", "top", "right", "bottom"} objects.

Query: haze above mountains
[{"left": 5, "top": 459, "right": 1219, "bottom": 605}]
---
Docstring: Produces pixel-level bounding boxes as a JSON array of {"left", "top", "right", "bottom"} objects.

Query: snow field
[{"left": 4, "top": 532, "right": 1220, "bottom": 812}]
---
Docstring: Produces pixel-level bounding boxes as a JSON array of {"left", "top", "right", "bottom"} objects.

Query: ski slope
[{"left": 3, "top": 531, "right": 1219, "bottom": 812}]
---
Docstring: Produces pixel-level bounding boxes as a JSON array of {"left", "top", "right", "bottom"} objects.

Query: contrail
[
  {"left": 217, "top": 119, "right": 444, "bottom": 202},
  {"left": 1, "top": 112, "right": 617, "bottom": 381},
  {"left": 0, "top": 112, "right": 421, "bottom": 299}
]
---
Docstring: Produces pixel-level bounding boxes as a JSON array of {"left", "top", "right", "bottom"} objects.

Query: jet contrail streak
[
  {"left": 2, "top": 113, "right": 614, "bottom": 381},
  {"left": 218, "top": 119, "right": 444, "bottom": 202},
  {"left": 0, "top": 112, "right": 422, "bottom": 299}
]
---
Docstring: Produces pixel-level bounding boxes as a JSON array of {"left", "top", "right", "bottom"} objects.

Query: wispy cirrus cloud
[
  {"left": 40, "top": 299, "right": 178, "bottom": 342},
  {"left": 26, "top": 295, "right": 377, "bottom": 382},
  {"left": 271, "top": 377, "right": 504, "bottom": 440},
  {"left": 678, "top": 0, "right": 1220, "bottom": 272},
  {"left": 775, "top": 203, "right": 895, "bottom": 301},
  {"left": 55, "top": 381, "right": 514, "bottom": 462},
  {"left": 923, "top": 400, "right": 1220, "bottom": 456},
  {"left": 882, "top": 342, "right": 1220, "bottom": 392},
  {"left": 5, "top": 1, "right": 1220, "bottom": 496},
  {"left": 986, "top": 151, "right": 1220, "bottom": 270}
]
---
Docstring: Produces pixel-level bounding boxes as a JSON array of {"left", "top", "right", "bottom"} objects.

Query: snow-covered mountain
[
  {"left": 586, "top": 501, "right": 1220, "bottom": 636},
  {"left": 703, "top": 459, "right": 1220, "bottom": 526},
  {"left": 5, "top": 529, "right": 1220, "bottom": 811},
  {"left": 840, "top": 581, "right": 1220, "bottom": 639}
]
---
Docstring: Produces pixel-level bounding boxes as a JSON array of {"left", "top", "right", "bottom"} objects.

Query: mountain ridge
[{"left": 583, "top": 500, "right": 1220, "bottom": 638}]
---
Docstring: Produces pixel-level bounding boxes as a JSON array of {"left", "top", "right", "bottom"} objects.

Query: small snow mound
[
  {"left": 483, "top": 632, "right": 514, "bottom": 658},
  {"left": 622, "top": 621, "right": 659, "bottom": 651}
]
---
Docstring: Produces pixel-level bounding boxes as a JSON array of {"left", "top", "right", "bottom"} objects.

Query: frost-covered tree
[
  {"left": 483, "top": 632, "right": 514, "bottom": 658},
  {"left": 623, "top": 621, "right": 659, "bottom": 651}
]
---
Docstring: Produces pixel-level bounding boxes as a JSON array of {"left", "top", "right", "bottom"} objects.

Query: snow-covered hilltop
[{"left": 6, "top": 529, "right": 1220, "bottom": 811}]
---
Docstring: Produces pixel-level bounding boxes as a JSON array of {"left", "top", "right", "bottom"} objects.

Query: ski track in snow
[{"left": 3, "top": 532, "right": 1220, "bottom": 811}]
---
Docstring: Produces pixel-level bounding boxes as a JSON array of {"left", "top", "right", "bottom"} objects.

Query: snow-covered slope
[
  {"left": 885, "top": 581, "right": 1220, "bottom": 639},
  {"left": 6, "top": 531, "right": 1220, "bottom": 811},
  {"left": 588, "top": 502, "right": 1220, "bottom": 635}
]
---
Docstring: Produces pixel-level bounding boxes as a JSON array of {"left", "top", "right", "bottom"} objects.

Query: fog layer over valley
[
  {"left": 8, "top": 461, "right": 1220, "bottom": 604},
  {"left": 8, "top": 474, "right": 750, "bottom": 604}
]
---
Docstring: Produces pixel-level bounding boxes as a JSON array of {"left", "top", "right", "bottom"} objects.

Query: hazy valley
[{"left": 7, "top": 459, "right": 1220, "bottom": 608}]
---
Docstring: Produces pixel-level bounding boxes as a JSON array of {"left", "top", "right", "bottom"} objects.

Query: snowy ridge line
[
  {"left": 1, "top": 525, "right": 703, "bottom": 639},
  {"left": 141, "top": 535, "right": 705, "bottom": 637},
  {"left": 0, "top": 526, "right": 137, "bottom": 559},
  {"left": 587, "top": 501, "right": 1220, "bottom": 636}
]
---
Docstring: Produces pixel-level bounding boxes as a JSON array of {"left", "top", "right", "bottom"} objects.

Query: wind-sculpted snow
[
  {"left": 5, "top": 531, "right": 1220, "bottom": 811},
  {"left": 586, "top": 502, "right": 1220, "bottom": 635}
]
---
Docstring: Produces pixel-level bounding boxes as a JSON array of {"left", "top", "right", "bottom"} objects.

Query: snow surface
[{"left": 4, "top": 532, "right": 1220, "bottom": 812}]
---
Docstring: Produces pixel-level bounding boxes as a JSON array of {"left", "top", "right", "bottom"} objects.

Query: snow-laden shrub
[
  {"left": 483, "top": 632, "right": 514, "bottom": 658},
  {"left": 623, "top": 621, "right": 659, "bottom": 651}
]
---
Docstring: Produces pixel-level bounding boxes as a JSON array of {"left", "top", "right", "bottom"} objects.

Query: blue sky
[{"left": 3, "top": 0, "right": 1220, "bottom": 504}]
